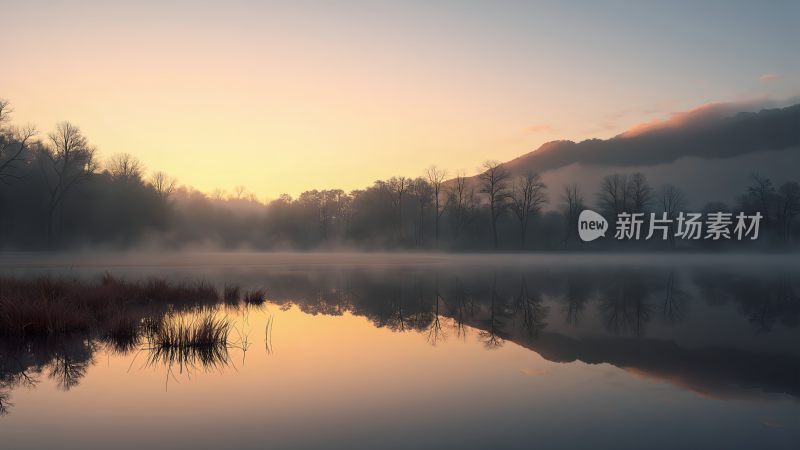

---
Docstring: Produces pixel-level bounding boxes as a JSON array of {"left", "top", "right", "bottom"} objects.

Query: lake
[{"left": 1, "top": 252, "right": 798, "bottom": 449}]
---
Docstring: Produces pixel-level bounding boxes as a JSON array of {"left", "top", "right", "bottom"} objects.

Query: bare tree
[
  {"left": 777, "top": 181, "right": 800, "bottom": 241},
  {"left": 299, "top": 189, "right": 330, "bottom": 239},
  {"left": 337, "top": 190, "right": 354, "bottom": 237},
  {"left": 478, "top": 161, "right": 511, "bottom": 249},
  {"left": 325, "top": 189, "right": 350, "bottom": 239},
  {"left": 0, "top": 99, "right": 9, "bottom": 124},
  {"left": 630, "top": 172, "right": 653, "bottom": 213},
  {"left": 510, "top": 173, "right": 547, "bottom": 248},
  {"left": 748, "top": 173, "right": 776, "bottom": 228},
  {"left": 411, "top": 177, "right": 433, "bottom": 246},
  {"left": 388, "top": 176, "right": 411, "bottom": 240},
  {"left": 0, "top": 126, "right": 37, "bottom": 184},
  {"left": 150, "top": 171, "right": 177, "bottom": 200},
  {"left": 212, "top": 188, "right": 226, "bottom": 201},
  {"left": 48, "top": 351, "right": 92, "bottom": 391},
  {"left": 597, "top": 173, "right": 630, "bottom": 218},
  {"left": 107, "top": 153, "right": 144, "bottom": 182},
  {"left": 426, "top": 165, "right": 448, "bottom": 243},
  {"left": 314, "top": 189, "right": 347, "bottom": 240},
  {"left": 447, "top": 171, "right": 470, "bottom": 239},
  {"left": 562, "top": 183, "right": 584, "bottom": 245},
  {"left": 514, "top": 278, "right": 548, "bottom": 336},
  {"left": 478, "top": 276, "right": 506, "bottom": 349},
  {"left": 321, "top": 190, "right": 336, "bottom": 238},
  {"left": 660, "top": 184, "right": 687, "bottom": 246},
  {"left": 0, "top": 99, "right": 37, "bottom": 183},
  {"left": 39, "top": 122, "right": 97, "bottom": 245},
  {"left": 233, "top": 185, "right": 248, "bottom": 200}
]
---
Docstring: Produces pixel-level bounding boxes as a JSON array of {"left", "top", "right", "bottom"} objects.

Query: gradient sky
[{"left": 2, "top": 1, "right": 799, "bottom": 199}]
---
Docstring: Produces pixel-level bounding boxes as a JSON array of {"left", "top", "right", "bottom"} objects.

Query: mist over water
[{"left": 1, "top": 252, "right": 799, "bottom": 449}]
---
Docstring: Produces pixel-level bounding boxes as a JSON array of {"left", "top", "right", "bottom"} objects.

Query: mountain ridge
[{"left": 499, "top": 103, "right": 800, "bottom": 176}]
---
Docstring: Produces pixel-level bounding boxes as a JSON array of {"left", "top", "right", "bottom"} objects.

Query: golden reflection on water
[{"left": 3, "top": 303, "right": 566, "bottom": 448}]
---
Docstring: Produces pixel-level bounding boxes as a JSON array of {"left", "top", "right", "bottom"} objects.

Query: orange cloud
[
  {"left": 759, "top": 73, "right": 782, "bottom": 82},
  {"left": 619, "top": 98, "right": 774, "bottom": 138}
]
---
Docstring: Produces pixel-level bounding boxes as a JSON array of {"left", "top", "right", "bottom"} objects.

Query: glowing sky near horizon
[{"left": 2, "top": 1, "right": 799, "bottom": 198}]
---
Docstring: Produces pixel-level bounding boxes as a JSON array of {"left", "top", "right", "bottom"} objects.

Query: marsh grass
[
  {"left": 102, "top": 314, "right": 142, "bottom": 353},
  {"left": 0, "top": 276, "right": 259, "bottom": 405},
  {"left": 244, "top": 288, "right": 266, "bottom": 306},
  {"left": 0, "top": 275, "right": 222, "bottom": 338},
  {"left": 141, "top": 311, "right": 244, "bottom": 383},
  {"left": 149, "top": 312, "right": 232, "bottom": 350},
  {"left": 223, "top": 284, "right": 241, "bottom": 306}
]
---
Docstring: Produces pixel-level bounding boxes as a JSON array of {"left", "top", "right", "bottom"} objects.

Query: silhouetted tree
[
  {"left": 562, "top": 273, "right": 590, "bottom": 326},
  {"left": 662, "top": 270, "right": 690, "bottom": 324},
  {"left": 233, "top": 185, "right": 247, "bottom": 200},
  {"left": 478, "top": 161, "right": 511, "bottom": 249},
  {"left": 630, "top": 172, "right": 653, "bottom": 213},
  {"left": 478, "top": 276, "right": 506, "bottom": 349},
  {"left": 660, "top": 184, "right": 687, "bottom": 246},
  {"left": 510, "top": 173, "right": 547, "bottom": 248},
  {"left": 39, "top": 122, "right": 97, "bottom": 245},
  {"left": 562, "top": 183, "right": 584, "bottom": 246},
  {"left": 150, "top": 171, "right": 177, "bottom": 200},
  {"left": 107, "top": 153, "right": 144, "bottom": 183},
  {"left": 514, "top": 278, "right": 548, "bottom": 336},
  {"left": 0, "top": 100, "right": 37, "bottom": 184},
  {"left": 212, "top": 188, "right": 226, "bottom": 201},
  {"left": 388, "top": 176, "right": 411, "bottom": 241},
  {"left": 777, "top": 181, "right": 800, "bottom": 241},
  {"left": 597, "top": 173, "right": 630, "bottom": 219},
  {"left": 411, "top": 177, "right": 433, "bottom": 246},
  {"left": 747, "top": 173, "right": 777, "bottom": 232},
  {"left": 426, "top": 165, "right": 447, "bottom": 243},
  {"left": 446, "top": 171, "right": 475, "bottom": 240}
]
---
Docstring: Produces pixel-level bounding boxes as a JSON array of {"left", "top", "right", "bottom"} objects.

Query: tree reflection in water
[{"left": 2, "top": 264, "right": 800, "bottom": 415}]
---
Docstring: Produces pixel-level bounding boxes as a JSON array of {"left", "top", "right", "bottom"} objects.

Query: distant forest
[{"left": 1, "top": 98, "right": 799, "bottom": 251}]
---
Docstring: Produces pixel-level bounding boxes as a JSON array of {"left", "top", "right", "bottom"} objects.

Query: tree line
[{"left": 1, "top": 98, "right": 799, "bottom": 250}]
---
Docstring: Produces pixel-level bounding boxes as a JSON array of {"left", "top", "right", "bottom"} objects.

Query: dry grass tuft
[
  {"left": 144, "top": 311, "right": 234, "bottom": 373},
  {"left": 0, "top": 275, "right": 222, "bottom": 338},
  {"left": 244, "top": 289, "right": 266, "bottom": 306},
  {"left": 223, "top": 284, "right": 241, "bottom": 306}
]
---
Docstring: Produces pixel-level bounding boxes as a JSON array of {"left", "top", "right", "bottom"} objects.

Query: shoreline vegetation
[
  {"left": 0, "top": 274, "right": 224, "bottom": 338},
  {"left": 0, "top": 274, "right": 251, "bottom": 414},
  {"left": 2, "top": 99, "right": 799, "bottom": 252}
]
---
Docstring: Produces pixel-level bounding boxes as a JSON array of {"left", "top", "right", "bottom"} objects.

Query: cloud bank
[{"left": 502, "top": 98, "right": 800, "bottom": 174}]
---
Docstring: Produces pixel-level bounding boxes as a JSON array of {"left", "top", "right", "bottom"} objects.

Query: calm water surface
[{"left": 1, "top": 253, "right": 799, "bottom": 449}]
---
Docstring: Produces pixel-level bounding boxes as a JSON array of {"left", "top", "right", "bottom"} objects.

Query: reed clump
[
  {"left": 223, "top": 284, "right": 241, "bottom": 306},
  {"left": 0, "top": 275, "right": 222, "bottom": 338},
  {"left": 244, "top": 288, "right": 266, "bottom": 306},
  {"left": 149, "top": 313, "right": 231, "bottom": 349},
  {"left": 144, "top": 312, "right": 234, "bottom": 371}
]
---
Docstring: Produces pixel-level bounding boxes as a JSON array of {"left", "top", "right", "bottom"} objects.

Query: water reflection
[
  {"left": 1, "top": 335, "right": 96, "bottom": 414},
  {"left": 137, "top": 311, "right": 249, "bottom": 388},
  {"left": 238, "top": 265, "right": 800, "bottom": 402},
  {"left": 1, "top": 263, "right": 800, "bottom": 419},
  {"left": 1, "top": 309, "right": 251, "bottom": 412}
]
